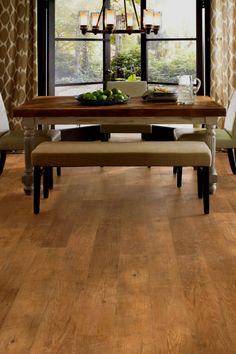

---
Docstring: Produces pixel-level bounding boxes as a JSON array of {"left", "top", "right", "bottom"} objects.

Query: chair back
[
  {"left": 0, "top": 94, "right": 10, "bottom": 136},
  {"left": 224, "top": 89, "right": 236, "bottom": 139},
  {"left": 106, "top": 81, "right": 147, "bottom": 97}
]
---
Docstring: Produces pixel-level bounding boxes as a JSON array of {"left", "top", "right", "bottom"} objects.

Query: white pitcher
[{"left": 177, "top": 75, "right": 201, "bottom": 104}]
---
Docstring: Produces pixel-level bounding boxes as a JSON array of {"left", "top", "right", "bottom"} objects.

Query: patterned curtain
[
  {"left": 210, "top": 0, "right": 236, "bottom": 112},
  {"left": 0, "top": 0, "right": 37, "bottom": 129}
]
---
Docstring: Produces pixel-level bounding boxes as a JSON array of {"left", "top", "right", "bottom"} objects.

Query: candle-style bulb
[
  {"left": 143, "top": 9, "right": 154, "bottom": 34},
  {"left": 105, "top": 9, "right": 115, "bottom": 33},
  {"left": 79, "top": 11, "right": 89, "bottom": 34}
]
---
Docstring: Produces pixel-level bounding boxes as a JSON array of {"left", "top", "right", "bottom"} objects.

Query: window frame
[{"left": 37, "top": 0, "right": 210, "bottom": 96}]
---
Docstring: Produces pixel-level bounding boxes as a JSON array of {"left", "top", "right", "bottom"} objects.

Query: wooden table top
[{"left": 13, "top": 96, "right": 226, "bottom": 118}]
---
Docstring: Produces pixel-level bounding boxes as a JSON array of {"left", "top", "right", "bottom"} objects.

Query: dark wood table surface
[{"left": 14, "top": 96, "right": 226, "bottom": 119}]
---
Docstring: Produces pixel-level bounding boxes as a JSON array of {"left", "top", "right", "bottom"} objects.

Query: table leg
[
  {"left": 22, "top": 121, "right": 36, "bottom": 195},
  {"left": 205, "top": 123, "right": 217, "bottom": 194}
]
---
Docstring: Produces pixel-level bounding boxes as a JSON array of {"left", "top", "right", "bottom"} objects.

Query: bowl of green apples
[{"left": 75, "top": 88, "right": 129, "bottom": 106}]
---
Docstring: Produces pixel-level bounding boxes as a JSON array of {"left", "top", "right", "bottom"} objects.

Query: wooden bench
[{"left": 31, "top": 141, "right": 212, "bottom": 214}]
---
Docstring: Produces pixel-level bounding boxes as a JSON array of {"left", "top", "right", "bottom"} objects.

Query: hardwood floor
[{"left": 0, "top": 143, "right": 236, "bottom": 353}]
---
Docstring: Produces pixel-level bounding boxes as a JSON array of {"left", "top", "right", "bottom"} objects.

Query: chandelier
[{"left": 79, "top": 0, "right": 161, "bottom": 35}]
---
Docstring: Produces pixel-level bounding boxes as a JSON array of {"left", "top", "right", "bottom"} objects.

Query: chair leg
[
  {"left": 100, "top": 133, "right": 110, "bottom": 142},
  {"left": 56, "top": 167, "right": 61, "bottom": 176},
  {"left": 0, "top": 150, "right": 7, "bottom": 175},
  {"left": 202, "top": 166, "right": 210, "bottom": 214},
  {"left": 197, "top": 167, "right": 203, "bottom": 199},
  {"left": 227, "top": 148, "right": 236, "bottom": 174},
  {"left": 43, "top": 167, "right": 49, "bottom": 199},
  {"left": 173, "top": 166, "right": 177, "bottom": 174},
  {"left": 177, "top": 167, "right": 182, "bottom": 188},
  {"left": 34, "top": 166, "right": 41, "bottom": 214},
  {"left": 142, "top": 133, "right": 151, "bottom": 141}
]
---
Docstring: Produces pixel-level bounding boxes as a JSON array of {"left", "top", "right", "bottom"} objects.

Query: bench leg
[
  {"left": 177, "top": 167, "right": 182, "bottom": 188},
  {"left": 173, "top": 166, "right": 177, "bottom": 175},
  {"left": 202, "top": 166, "right": 210, "bottom": 214},
  {"left": 48, "top": 167, "right": 53, "bottom": 190},
  {"left": 34, "top": 166, "right": 41, "bottom": 214},
  {"left": 48, "top": 167, "right": 61, "bottom": 190},
  {"left": 43, "top": 167, "right": 49, "bottom": 199},
  {"left": 197, "top": 167, "right": 203, "bottom": 199},
  {"left": 0, "top": 150, "right": 7, "bottom": 175}
]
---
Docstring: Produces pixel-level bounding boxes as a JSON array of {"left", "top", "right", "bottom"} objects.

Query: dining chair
[
  {"left": 174, "top": 89, "right": 236, "bottom": 175},
  {"left": 100, "top": 81, "right": 151, "bottom": 141},
  {"left": 0, "top": 93, "right": 61, "bottom": 175}
]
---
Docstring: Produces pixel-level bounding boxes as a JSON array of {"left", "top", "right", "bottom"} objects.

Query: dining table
[{"left": 13, "top": 95, "right": 226, "bottom": 194}]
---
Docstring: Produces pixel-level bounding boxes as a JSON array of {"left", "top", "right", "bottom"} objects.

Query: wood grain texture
[
  {"left": 0, "top": 146, "right": 236, "bottom": 353},
  {"left": 13, "top": 96, "right": 226, "bottom": 118}
]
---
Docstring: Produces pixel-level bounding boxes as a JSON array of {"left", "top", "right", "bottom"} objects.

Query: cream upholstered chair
[
  {"left": 174, "top": 89, "right": 236, "bottom": 174},
  {"left": 0, "top": 93, "right": 61, "bottom": 175},
  {"left": 100, "top": 81, "right": 151, "bottom": 140}
]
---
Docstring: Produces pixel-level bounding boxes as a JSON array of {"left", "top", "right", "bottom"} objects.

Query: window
[
  {"left": 38, "top": 0, "right": 210, "bottom": 96},
  {"left": 147, "top": 0, "right": 197, "bottom": 85},
  {"left": 54, "top": 0, "right": 103, "bottom": 95}
]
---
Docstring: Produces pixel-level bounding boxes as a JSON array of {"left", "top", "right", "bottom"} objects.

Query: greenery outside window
[
  {"left": 147, "top": 0, "right": 197, "bottom": 86},
  {"left": 38, "top": 0, "right": 209, "bottom": 96}
]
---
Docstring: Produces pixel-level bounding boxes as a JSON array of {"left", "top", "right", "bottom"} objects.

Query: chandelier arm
[
  {"left": 85, "top": 29, "right": 145, "bottom": 34},
  {"left": 131, "top": 0, "right": 140, "bottom": 28},
  {"left": 123, "top": 0, "right": 128, "bottom": 29},
  {"left": 97, "top": 0, "right": 107, "bottom": 28}
]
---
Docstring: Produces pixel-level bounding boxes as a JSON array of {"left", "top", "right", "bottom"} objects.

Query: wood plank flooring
[{"left": 0, "top": 141, "right": 236, "bottom": 353}]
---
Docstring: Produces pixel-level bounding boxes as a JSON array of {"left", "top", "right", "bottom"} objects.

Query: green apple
[
  {"left": 89, "top": 94, "right": 97, "bottom": 100},
  {"left": 94, "top": 90, "right": 103, "bottom": 95},
  {"left": 112, "top": 88, "right": 122, "bottom": 95},
  {"left": 98, "top": 94, "right": 107, "bottom": 101},
  {"left": 103, "top": 89, "right": 113, "bottom": 97}
]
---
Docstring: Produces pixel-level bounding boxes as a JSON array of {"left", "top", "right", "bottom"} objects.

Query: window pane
[
  {"left": 110, "top": 34, "right": 141, "bottom": 80},
  {"left": 55, "top": 84, "right": 103, "bottom": 96},
  {"left": 55, "top": 41, "right": 103, "bottom": 85},
  {"left": 148, "top": 41, "right": 196, "bottom": 83},
  {"left": 55, "top": 0, "right": 103, "bottom": 39},
  {"left": 147, "top": 0, "right": 196, "bottom": 38}
]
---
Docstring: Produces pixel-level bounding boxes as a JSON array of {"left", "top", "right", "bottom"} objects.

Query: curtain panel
[
  {"left": 0, "top": 0, "right": 37, "bottom": 129},
  {"left": 210, "top": 0, "right": 236, "bottom": 113}
]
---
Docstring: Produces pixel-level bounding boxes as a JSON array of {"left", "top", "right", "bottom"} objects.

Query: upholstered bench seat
[
  {"left": 32, "top": 141, "right": 211, "bottom": 214},
  {"left": 32, "top": 141, "right": 211, "bottom": 167}
]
